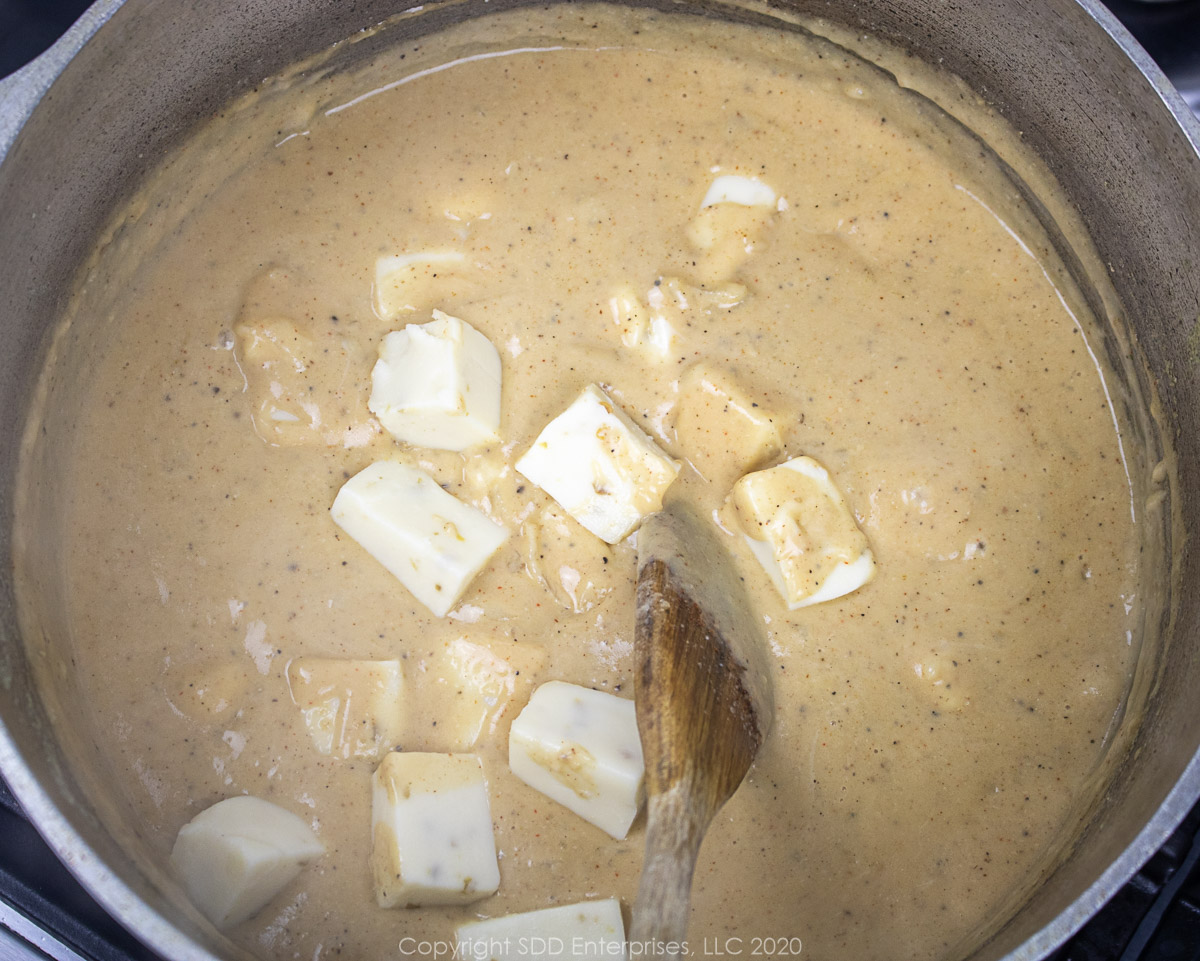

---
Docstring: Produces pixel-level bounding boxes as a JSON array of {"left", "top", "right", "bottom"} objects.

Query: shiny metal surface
[
  {"left": 0, "top": 3, "right": 1197, "bottom": 960},
  {"left": 1105, "top": 0, "right": 1200, "bottom": 114}
]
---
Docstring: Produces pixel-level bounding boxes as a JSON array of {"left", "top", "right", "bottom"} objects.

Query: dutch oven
[{"left": 1, "top": 1, "right": 1198, "bottom": 958}]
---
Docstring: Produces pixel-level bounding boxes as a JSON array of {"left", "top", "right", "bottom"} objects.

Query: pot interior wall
[{"left": 0, "top": 1, "right": 1196, "bottom": 959}]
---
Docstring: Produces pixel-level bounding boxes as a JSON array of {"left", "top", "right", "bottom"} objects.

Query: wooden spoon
[{"left": 631, "top": 501, "right": 774, "bottom": 956}]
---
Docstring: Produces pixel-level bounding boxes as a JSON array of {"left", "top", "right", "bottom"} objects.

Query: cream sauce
[{"left": 18, "top": 5, "right": 1145, "bottom": 960}]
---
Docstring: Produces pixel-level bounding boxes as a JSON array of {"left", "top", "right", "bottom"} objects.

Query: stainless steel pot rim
[
  {"left": 3, "top": 0, "right": 1199, "bottom": 163},
  {"left": 0, "top": 727, "right": 220, "bottom": 960},
  {"left": 0, "top": 0, "right": 120, "bottom": 162},
  {"left": 0, "top": 2, "right": 1197, "bottom": 959},
  {"left": 1019, "top": 750, "right": 1200, "bottom": 958},
  {"left": 1078, "top": 0, "right": 1200, "bottom": 149}
]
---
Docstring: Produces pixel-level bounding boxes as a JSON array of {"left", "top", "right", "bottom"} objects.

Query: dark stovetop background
[{"left": 1, "top": 1, "right": 1199, "bottom": 960}]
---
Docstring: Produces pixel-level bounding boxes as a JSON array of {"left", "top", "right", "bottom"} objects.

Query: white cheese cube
[
  {"left": 368, "top": 310, "right": 502, "bottom": 451},
  {"left": 643, "top": 284, "right": 682, "bottom": 358},
  {"left": 170, "top": 796, "right": 323, "bottom": 928},
  {"left": 729, "top": 455, "right": 876, "bottom": 609},
  {"left": 607, "top": 286, "right": 647, "bottom": 349},
  {"left": 457, "top": 899, "right": 627, "bottom": 961},
  {"left": 331, "top": 460, "right": 508, "bottom": 617},
  {"left": 508, "top": 681, "right": 644, "bottom": 839},
  {"left": 521, "top": 504, "right": 623, "bottom": 613},
  {"left": 374, "top": 251, "right": 471, "bottom": 319},
  {"left": 605, "top": 281, "right": 686, "bottom": 362},
  {"left": 700, "top": 174, "right": 777, "bottom": 208},
  {"left": 515, "top": 385, "right": 680, "bottom": 544},
  {"left": 672, "top": 363, "right": 783, "bottom": 489},
  {"left": 688, "top": 176, "right": 780, "bottom": 284},
  {"left": 424, "top": 637, "right": 546, "bottom": 750},
  {"left": 371, "top": 752, "right": 500, "bottom": 907},
  {"left": 235, "top": 316, "right": 381, "bottom": 449},
  {"left": 286, "top": 658, "right": 404, "bottom": 760}
]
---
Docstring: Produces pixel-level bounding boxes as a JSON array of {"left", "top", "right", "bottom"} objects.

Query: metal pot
[{"left": 1, "top": 1, "right": 1197, "bottom": 958}]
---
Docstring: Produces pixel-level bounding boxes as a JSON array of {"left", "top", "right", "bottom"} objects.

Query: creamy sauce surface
[{"left": 19, "top": 6, "right": 1145, "bottom": 960}]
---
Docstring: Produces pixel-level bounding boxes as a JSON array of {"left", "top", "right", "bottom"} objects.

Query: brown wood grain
[{"left": 630, "top": 504, "right": 773, "bottom": 957}]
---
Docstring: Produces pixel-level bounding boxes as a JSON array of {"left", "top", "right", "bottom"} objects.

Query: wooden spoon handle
[
  {"left": 631, "top": 504, "right": 773, "bottom": 956},
  {"left": 630, "top": 786, "right": 709, "bottom": 957}
]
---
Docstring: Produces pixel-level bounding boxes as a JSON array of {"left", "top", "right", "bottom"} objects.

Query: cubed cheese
[
  {"left": 235, "top": 316, "right": 379, "bottom": 449},
  {"left": 508, "top": 681, "right": 644, "bottom": 839},
  {"left": 729, "top": 455, "right": 876, "bottom": 608},
  {"left": 606, "top": 279, "right": 746, "bottom": 361},
  {"left": 371, "top": 752, "right": 500, "bottom": 907},
  {"left": 912, "top": 652, "right": 972, "bottom": 712},
  {"left": 374, "top": 251, "right": 472, "bottom": 319},
  {"left": 331, "top": 460, "right": 508, "bottom": 617},
  {"left": 672, "top": 363, "right": 782, "bottom": 488},
  {"left": 234, "top": 317, "right": 319, "bottom": 442},
  {"left": 167, "top": 658, "right": 251, "bottom": 722},
  {"left": 687, "top": 175, "right": 780, "bottom": 285},
  {"left": 606, "top": 286, "right": 648, "bottom": 349},
  {"left": 515, "top": 384, "right": 680, "bottom": 544},
  {"left": 170, "top": 796, "right": 324, "bottom": 928},
  {"left": 409, "top": 637, "right": 546, "bottom": 750},
  {"left": 520, "top": 504, "right": 624, "bottom": 613},
  {"left": 643, "top": 284, "right": 683, "bottom": 357},
  {"left": 461, "top": 448, "right": 529, "bottom": 523},
  {"left": 700, "top": 174, "right": 778, "bottom": 208},
  {"left": 286, "top": 658, "right": 404, "bottom": 760},
  {"left": 457, "top": 899, "right": 627, "bottom": 961},
  {"left": 606, "top": 284, "right": 678, "bottom": 360},
  {"left": 368, "top": 310, "right": 502, "bottom": 451}
]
